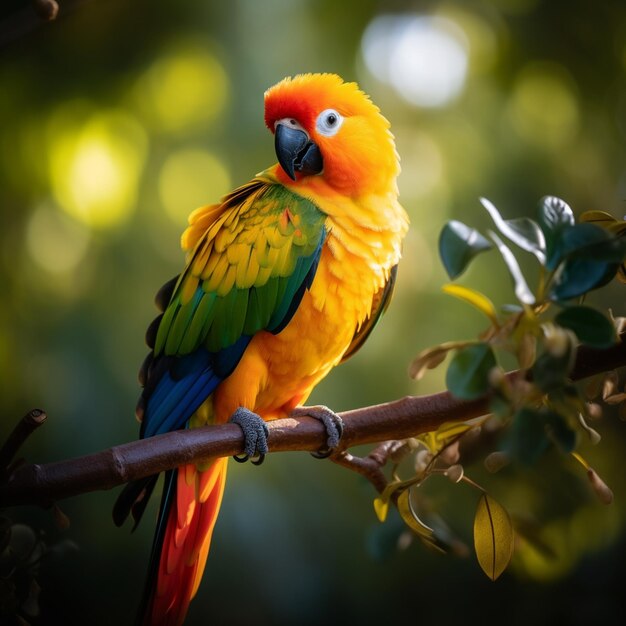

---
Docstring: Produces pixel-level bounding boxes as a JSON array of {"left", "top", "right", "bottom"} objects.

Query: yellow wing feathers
[{"left": 154, "top": 176, "right": 327, "bottom": 357}]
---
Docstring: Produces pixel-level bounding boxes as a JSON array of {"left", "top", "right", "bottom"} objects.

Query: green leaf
[
  {"left": 481, "top": 197, "right": 546, "bottom": 263},
  {"left": 489, "top": 393, "right": 513, "bottom": 419},
  {"left": 546, "top": 223, "right": 597, "bottom": 271},
  {"left": 446, "top": 343, "right": 497, "bottom": 400},
  {"left": 504, "top": 407, "right": 550, "bottom": 465},
  {"left": 489, "top": 232, "right": 536, "bottom": 304},
  {"left": 538, "top": 196, "right": 574, "bottom": 233},
  {"left": 559, "top": 223, "right": 611, "bottom": 251},
  {"left": 506, "top": 408, "right": 551, "bottom": 465},
  {"left": 560, "top": 224, "right": 623, "bottom": 261},
  {"left": 545, "top": 411, "right": 578, "bottom": 453},
  {"left": 531, "top": 345, "right": 574, "bottom": 393},
  {"left": 550, "top": 259, "right": 618, "bottom": 301},
  {"left": 549, "top": 224, "right": 626, "bottom": 301},
  {"left": 539, "top": 196, "right": 575, "bottom": 264},
  {"left": 547, "top": 222, "right": 616, "bottom": 271},
  {"left": 546, "top": 223, "right": 626, "bottom": 299},
  {"left": 555, "top": 306, "right": 617, "bottom": 348},
  {"left": 580, "top": 215, "right": 626, "bottom": 283},
  {"left": 550, "top": 232, "right": 626, "bottom": 301},
  {"left": 474, "top": 493, "right": 514, "bottom": 581},
  {"left": 439, "top": 220, "right": 492, "bottom": 279}
]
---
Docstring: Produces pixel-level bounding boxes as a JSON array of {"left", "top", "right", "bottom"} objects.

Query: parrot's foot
[
  {"left": 229, "top": 408, "right": 269, "bottom": 466},
  {"left": 289, "top": 405, "right": 344, "bottom": 459}
]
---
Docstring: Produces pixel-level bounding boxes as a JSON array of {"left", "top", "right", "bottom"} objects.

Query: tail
[{"left": 140, "top": 457, "right": 228, "bottom": 626}]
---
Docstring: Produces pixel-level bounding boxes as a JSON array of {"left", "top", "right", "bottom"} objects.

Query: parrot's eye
[{"left": 316, "top": 109, "right": 343, "bottom": 137}]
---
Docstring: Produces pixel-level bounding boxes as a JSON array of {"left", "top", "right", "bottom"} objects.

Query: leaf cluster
[{"left": 380, "top": 197, "right": 626, "bottom": 580}]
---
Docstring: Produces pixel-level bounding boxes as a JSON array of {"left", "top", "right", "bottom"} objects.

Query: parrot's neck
[{"left": 271, "top": 166, "right": 407, "bottom": 233}]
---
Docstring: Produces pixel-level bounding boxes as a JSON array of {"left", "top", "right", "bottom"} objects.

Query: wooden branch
[
  {"left": 0, "top": 409, "right": 47, "bottom": 479},
  {"left": 330, "top": 445, "right": 396, "bottom": 494},
  {"left": 1, "top": 338, "right": 625, "bottom": 509}
]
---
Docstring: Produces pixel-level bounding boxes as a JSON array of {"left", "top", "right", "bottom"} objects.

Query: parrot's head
[{"left": 264, "top": 73, "right": 399, "bottom": 195}]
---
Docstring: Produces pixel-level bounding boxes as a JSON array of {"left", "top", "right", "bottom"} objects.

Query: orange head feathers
[{"left": 264, "top": 73, "right": 400, "bottom": 195}]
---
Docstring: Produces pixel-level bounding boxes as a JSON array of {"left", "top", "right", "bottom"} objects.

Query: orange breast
[{"left": 211, "top": 231, "right": 386, "bottom": 421}]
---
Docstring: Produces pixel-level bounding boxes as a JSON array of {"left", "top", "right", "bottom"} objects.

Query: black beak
[{"left": 275, "top": 124, "right": 323, "bottom": 181}]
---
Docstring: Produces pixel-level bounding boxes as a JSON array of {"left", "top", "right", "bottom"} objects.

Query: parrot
[{"left": 113, "top": 72, "right": 409, "bottom": 625}]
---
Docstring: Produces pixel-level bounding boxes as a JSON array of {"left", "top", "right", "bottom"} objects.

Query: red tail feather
[{"left": 144, "top": 458, "right": 228, "bottom": 626}]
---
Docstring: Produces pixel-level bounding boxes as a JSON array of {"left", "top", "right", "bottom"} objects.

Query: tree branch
[
  {"left": 329, "top": 444, "right": 400, "bottom": 494},
  {"left": 1, "top": 338, "right": 625, "bottom": 509},
  {"left": 0, "top": 409, "right": 47, "bottom": 479}
]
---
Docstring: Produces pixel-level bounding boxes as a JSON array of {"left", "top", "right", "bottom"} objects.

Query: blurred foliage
[
  {"left": 392, "top": 196, "right": 625, "bottom": 580},
  {"left": 1, "top": 0, "right": 626, "bottom": 624},
  {"left": 0, "top": 514, "right": 77, "bottom": 626}
]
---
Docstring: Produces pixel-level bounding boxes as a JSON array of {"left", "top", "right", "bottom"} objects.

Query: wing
[
  {"left": 138, "top": 177, "right": 327, "bottom": 438},
  {"left": 340, "top": 265, "right": 397, "bottom": 363}
]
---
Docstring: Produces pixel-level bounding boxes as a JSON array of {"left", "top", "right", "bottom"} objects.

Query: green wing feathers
[{"left": 155, "top": 181, "right": 327, "bottom": 357}]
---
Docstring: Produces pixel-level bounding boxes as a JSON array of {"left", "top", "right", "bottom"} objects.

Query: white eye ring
[{"left": 316, "top": 109, "right": 343, "bottom": 136}]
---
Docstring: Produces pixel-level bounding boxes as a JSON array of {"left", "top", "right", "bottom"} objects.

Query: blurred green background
[{"left": 1, "top": 0, "right": 626, "bottom": 624}]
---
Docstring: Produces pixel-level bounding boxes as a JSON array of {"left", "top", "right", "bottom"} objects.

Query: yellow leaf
[
  {"left": 580, "top": 210, "right": 626, "bottom": 235},
  {"left": 579, "top": 210, "right": 617, "bottom": 226},
  {"left": 570, "top": 450, "right": 590, "bottom": 470},
  {"left": 473, "top": 493, "right": 514, "bottom": 581},
  {"left": 373, "top": 497, "right": 389, "bottom": 522},
  {"left": 397, "top": 489, "right": 435, "bottom": 539},
  {"left": 442, "top": 284, "right": 499, "bottom": 327},
  {"left": 372, "top": 479, "right": 409, "bottom": 523},
  {"left": 433, "top": 420, "right": 476, "bottom": 444}
]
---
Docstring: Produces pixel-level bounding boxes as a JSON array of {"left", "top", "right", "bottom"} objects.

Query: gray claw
[
  {"left": 290, "top": 405, "right": 344, "bottom": 456},
  {"left": 229, "top": 407, "right": 269, "bottom": 461}
]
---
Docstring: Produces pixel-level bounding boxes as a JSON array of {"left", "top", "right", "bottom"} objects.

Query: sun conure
[{"left": 113, "top": 72, "right": 409, "bottom": 626}]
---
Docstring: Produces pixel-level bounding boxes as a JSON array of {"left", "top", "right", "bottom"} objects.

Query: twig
[
  {"left": 330, "top": 450, "right": 389, "bottom": 493},
  {"left": 330, "top": 440, "right": 411, "bottom": 494},
  {"left": 0, "top": 409, "right": 47, "bottom": 479}
]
